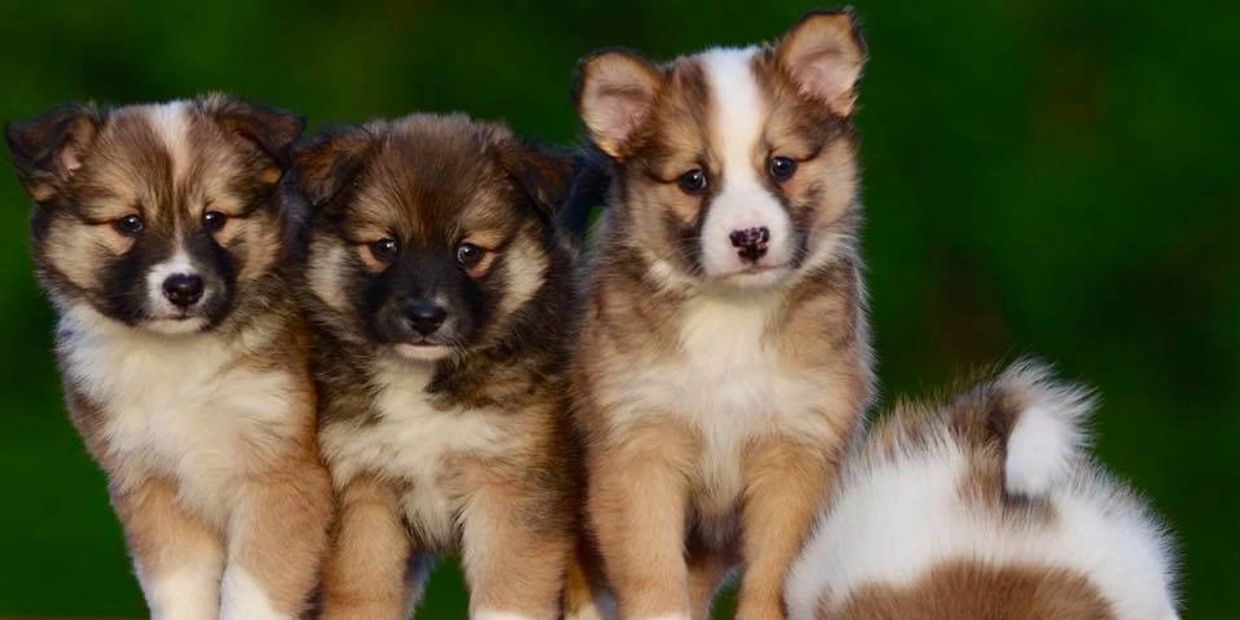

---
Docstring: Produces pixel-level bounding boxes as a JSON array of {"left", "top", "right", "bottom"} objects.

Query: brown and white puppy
[
  {"left": 568, "top": 8, "right": 873, "bottom": 619},
  {"left": 6, "top": 95, "right": 332, "bottom": 620},
  {"left": 295, "top": 113, "right": 581, "bottom": 620},
  {"left": 786, "top": 361, "right": 1181, "bottom": 620}
]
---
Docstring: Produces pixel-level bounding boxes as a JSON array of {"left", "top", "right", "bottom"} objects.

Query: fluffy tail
[{"left": 985, "top": 360, "right": 1095, "bottom": 498}]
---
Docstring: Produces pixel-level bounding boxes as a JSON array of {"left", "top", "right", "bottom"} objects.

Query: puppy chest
[{"left": 324, "top": 374, "right": 515, "bottom": 549}]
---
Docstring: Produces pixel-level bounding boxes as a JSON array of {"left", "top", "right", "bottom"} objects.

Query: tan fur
[
  {"left": 320, "top": 476, "right": 420, "bottom": 619},
  {"left": 9, "top": 96, "right": 330, "bottom": 618},
  {"left": 569, "top": 11, "right": 873, "bottom": 617},
  {"left": 298, "top": 114, "right": 581, "bottom": 619}
]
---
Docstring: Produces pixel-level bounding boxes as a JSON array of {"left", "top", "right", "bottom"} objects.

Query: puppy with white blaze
[
  {"left": 566, "top": 8, "right": 873, "bottom": 619},
  {"left": 785, "top": 361, "right": 1181, "bottom": 620},
  {"left": 5, "top": 95, "right": 333, "bottom": 619}
]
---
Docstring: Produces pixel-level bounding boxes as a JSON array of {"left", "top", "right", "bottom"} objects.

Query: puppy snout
[
  {"left": 729, "top": 226, "right": 770, "bottom": 263},
  {"left": 162, "top": 273, "right": 204, "bottom": 308},
  {"left": 404, "top": 299, "right": 448, "bottom": 337}
]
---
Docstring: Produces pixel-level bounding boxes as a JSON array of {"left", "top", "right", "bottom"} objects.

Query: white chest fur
[
  {"left": 602, "top": 292, "right": 834, "bottom": 512},
  {"left": 319, "top": 358, "right": 515, "bottom": 548},
  {"left": 59, "top": 308, "right": 297, "bottom": 526}
]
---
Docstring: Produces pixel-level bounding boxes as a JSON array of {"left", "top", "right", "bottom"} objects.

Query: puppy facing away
[
  {"left": 568, "top": 9, "right": 873, "bottom": 619},
  {"left": 6, "top": 95, "right": 332, "bottom": 619},
  {"left": 785, "top": 361, "right": 1180, "bottom": 620},
  {"left": 295, "top": 113, "right": 581, "bottom": 619}
]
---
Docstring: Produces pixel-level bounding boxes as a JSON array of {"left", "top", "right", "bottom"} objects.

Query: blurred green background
[{"left": 1, "top": 0, "right": 1236, "bottom": 617}]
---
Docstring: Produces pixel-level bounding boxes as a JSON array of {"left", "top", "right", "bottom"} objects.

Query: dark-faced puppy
[
  {"left": 566, "top": 9, "right": 874, "bottom": 619},
  {"left": 6, "top": 95, "right": 332, "bottom": 620},
  {"left": 295, "top": 113, "right": 580, "bottom": 620}
]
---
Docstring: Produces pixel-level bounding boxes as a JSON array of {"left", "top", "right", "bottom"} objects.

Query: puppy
[
  {"left": 785, "top": 361, "right": 1181, "bottom": 620},
  {"left": 295, "top": 113, "right": 581, "bottom": 619},
  {"left": 568, "top": 9, "right": 873, "bottom": 619},
  {"left": 6, "top": 95, "right": 332, "bottom": 619}
]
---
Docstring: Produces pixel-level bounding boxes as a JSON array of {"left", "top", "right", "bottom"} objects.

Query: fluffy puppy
[
  {"left": 6, "top": 95, "right": 332, "bottom": 619},
  {"left": 295, "top": 113, "right": 581, "bottom": 620},
  {"left": 568, "top": 8, "right": 873, "bottom": 619},
  {"left": 785, "top": 361, "right": 1181, "bottom": 620}
]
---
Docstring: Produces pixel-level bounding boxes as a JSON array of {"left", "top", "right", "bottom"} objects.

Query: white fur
[
  {"left": 147, "top": 101, "right": 192, "bottom": 183},
  {"left": 59, "top": 304, "right": 300, "bottom": 528},
  {"left": 1001, "top": 363, "right": 1091, "bottom": 497},
  {"left": 144, "top": 248, "right": 208, "bottom": 330},
  {"left": 785, "top": 380, "right": 1178, "bottom": 620},
  {"left": 472, "top": 611, "right": 538, "bottom": 620},
  {"left": 219, "top": 568, "right": 289, "bottom": 620},
  {"left": 598, "top": 289, "right": 838, "bottom": 534},
  {"left": 141, "top": 563, "right": 222, "bottom": 620},
  {"left": 319, "top": 356, "right": 518, "bottom": 548},
  {"left": 698, "top": 48, "right": 795, "bottom": 283}
]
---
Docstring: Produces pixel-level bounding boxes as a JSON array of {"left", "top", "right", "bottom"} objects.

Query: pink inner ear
[
  {"left": 58, "top": 143, "right": 84, "bottom": 178},
  {"left": 592, "top": 87, "right": 654, "bottom": 148},
  {"left": 793, "top": 49, "right": 861, "bottom": 116}
]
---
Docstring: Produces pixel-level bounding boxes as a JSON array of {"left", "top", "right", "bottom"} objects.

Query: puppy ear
[
  {"left": 293, "top": 126, "right": 374, "bottom": 209},
  {"left": 6, "top": 103, "right": 105, "bottom": 203},
  {"left": 203, "top": 94, "right": 305, "bottom": 185},
  {"left": 775, "top": 8, "right": 868, "bottom": 117},
  {"left": 573, "top": 49, "right": 663, "bottom": 160},
  {"left": 500, "top": 140, "right": 575, "bottom": 219}
]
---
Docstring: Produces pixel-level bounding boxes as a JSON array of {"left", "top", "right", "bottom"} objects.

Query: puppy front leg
[
  {"left": 734, "top": 439, "right": 834, "bottom": 620},
  {"left": 113, "top": 478, "right": 225, "bottom": 620},
  {"left": 221, "top": 460, "right": 333, "bottom": 620},
  {"left": 589, "top": 424, "right": 694, "bottom": 620},
  {"left": 460, "top": 477, "right": 575, "bottom": 619},
  {"left": 321, "top": 474, "right": 423, "bottom": 620}
]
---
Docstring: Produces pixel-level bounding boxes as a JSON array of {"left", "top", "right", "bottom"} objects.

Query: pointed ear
[
  {"left": 573, "top": 49, "right": 663, "bottom": 160},
  {"left": 776, "top": 8, "right": 868, "bottom": 117},
  {"left": 499, "top": 140, "right": 576, "bottom": 219},
  {"left": 6, "top": 103, "right": 105, "bottom": 203},
  {"left": 293, "top": 126, "right": 374, "bottom": 209},
  {"left": 203, "top": 94, "right": 304, "bottom": 184}
]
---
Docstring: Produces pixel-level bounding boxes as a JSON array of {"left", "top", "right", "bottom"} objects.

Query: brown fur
[
  {"left": 295, "top": 114, "right": 582, "bottom": 619},
  {"left": 568, "top": 9, "right": 873, "bottom": 619},
  {"left": 7, "top": 95, "right": 331, "bottom": 617},
  {"left": 820, "top": 560, "right": 1116, "bottom": 619}
]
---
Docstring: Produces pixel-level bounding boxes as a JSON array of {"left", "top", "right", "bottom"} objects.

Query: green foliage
[{"left": 0, "top": 0, "right": 1236, "bottom": 617}]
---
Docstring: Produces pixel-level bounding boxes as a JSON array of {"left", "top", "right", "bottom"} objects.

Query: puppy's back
[{"left": 786, "top": 361, "right": 1179, "bottom": 620}]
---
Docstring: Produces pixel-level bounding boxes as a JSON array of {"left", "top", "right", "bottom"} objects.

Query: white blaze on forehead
[
  {"left": 698, "top": 47, "right": 794, "bottom": 280},
  {"left": 146, "top": 100, "right": 193, "bottom": 184},
  {"left": 701, "top": 47, "right": 765, "bottom": 187}
]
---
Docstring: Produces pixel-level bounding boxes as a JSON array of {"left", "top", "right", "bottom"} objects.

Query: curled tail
[{"left": 984, "top": 360, "right": 1095, "bottom": 498}]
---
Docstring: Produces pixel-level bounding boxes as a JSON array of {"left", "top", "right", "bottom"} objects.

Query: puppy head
[
  {"left": 574, "top": 9, "right": 866, "bottom": 290},
  {"left": 296, "top": 114, "right": 572, "bottom": 364},
  {"left": 7, "top": 95, "right": 302, "bottom": 334}
]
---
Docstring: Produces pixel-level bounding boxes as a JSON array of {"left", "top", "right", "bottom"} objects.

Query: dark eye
[
  {"left": 768, "top": 156, "right": 797, "bottom": 182},
  {"left": 456, "top": 242, "right": 484, "bottom": 268},
  {"left": 678, "top": 169, "right": 708, "bottom": 195},
  {"left": 113, "top": 214, "right": 145, "bottom": 236},
  {"left": 202, "top": 211, "right": 227, "bottom": 232},
  {"left": 368, "top": 238, "right": 400, "bottom": 264}
]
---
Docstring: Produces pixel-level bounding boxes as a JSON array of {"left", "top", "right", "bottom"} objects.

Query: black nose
[
  {"left": 162, "top": 273, "right": 204, "bottom": 308},
  {"left": 729, "top": 226, "right": 770, "bottom": 263},
  {"left": 404, "top": 299, "right": 447, "bottom": 337}
]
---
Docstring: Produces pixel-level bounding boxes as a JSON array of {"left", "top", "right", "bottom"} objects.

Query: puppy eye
[
  {"left": 202, "top": 211, "right": 227, "bottom": 232},
  {"left": 369, "top": 238, "right": 400, "bottom": 264},
  {"left": 113, "top": 214, "right": 145, "bottom": 236},
  {"left": 456, "top": 242, "right": 484, "bottom": 268},
  {"left": 768, "top": 156, "right": 797, "bottom": 182},
  {"left": 678, "top": 169, "right": 708, "bottom": 195}
]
